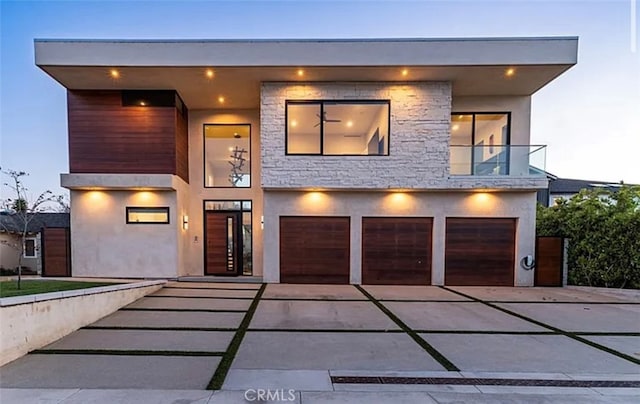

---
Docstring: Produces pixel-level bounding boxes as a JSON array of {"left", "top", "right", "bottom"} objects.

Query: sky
[{"left": 1, "top": 0, "right": 639, "bottom": 198}]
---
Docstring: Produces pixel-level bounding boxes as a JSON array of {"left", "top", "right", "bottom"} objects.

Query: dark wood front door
[
  {"left": 362, "top": 217, "right": 433, "bottom": 285},
  {"left": 445, "top": 218, "right": 516, "bottom": 286},
  {"left": 205, "top": 211, "right": 241, "bottom": 276},
  {"left": 280, "top": 216, "right": 350, "bottom": 284}
]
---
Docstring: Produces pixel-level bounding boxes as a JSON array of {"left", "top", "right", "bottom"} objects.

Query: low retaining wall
[{"left": 0, "top": 280, "right": 165, "bottom": 366}]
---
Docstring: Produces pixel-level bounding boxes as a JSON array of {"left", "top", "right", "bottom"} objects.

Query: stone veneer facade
[{"left": 261, "top": 82, "right": 451, "bottom": 189}]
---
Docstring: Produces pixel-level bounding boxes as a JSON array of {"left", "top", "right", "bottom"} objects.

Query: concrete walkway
[{"left": 1, "top": 283, "right": 638, "bottom": 403}]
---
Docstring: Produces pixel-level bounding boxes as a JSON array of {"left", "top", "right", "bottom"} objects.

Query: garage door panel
[
  {"left": 280, "top": 216, "right": 350, "bottom": 284},
  {"left": 362, "top": 217, "right": 432, "bottom": 285},
  {"left": 445, "top": 218, "right": 516, "bottom": 286}
]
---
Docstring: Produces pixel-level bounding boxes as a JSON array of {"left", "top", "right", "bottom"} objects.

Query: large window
[
  {"left": 204, "top": 124, "right": 251, "bottom": 187},
  {"left": 286, "top": 101, "right": 390, "bottom": 155},
  {"left": 450, "top": 112, "right": 510, "bottom": 175}
]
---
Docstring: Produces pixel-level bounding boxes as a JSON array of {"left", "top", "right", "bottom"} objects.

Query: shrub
[{"left": 537, "top": 186, "right": 640, "bottom": 289}]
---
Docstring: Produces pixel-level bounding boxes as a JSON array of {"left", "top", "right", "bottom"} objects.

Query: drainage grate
[{"left": 330, "top": 376, "right": 640, "bottom": 388}]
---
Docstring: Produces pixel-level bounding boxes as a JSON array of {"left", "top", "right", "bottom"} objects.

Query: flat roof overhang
[{"left": 35, "top": 37, "right": 578, "bottom": 109}]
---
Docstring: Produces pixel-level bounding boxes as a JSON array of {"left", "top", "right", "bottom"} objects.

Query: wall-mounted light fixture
[{"left": 183, "top": 215, "right": 189, "bottom": 230}]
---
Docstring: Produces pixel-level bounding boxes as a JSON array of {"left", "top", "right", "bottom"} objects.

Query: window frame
[
  {"left": 450, "top": 111, "right": 512, "bottom": 175},
  {"left": 450, "top": 111, "right": 512, "bottom": 146},
  {"left": 23, "top": 237, "right": 37, "bottom": 258},
  {"left": 203, "top": 123, "right": 252, "bottom": 189},
  {"left": 125, "top": 207, "right": 171, "bottom": 224},
  {"left": 285, "top": 100, "right": 391, "bottom": 156},
  {"left": 203, "top": 199, "right": 253, "bottom": 276}
]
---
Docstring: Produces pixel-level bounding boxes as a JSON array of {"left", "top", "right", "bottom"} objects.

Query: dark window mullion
[{"left": 319, "top": 102, "right": 324, "bottom": 155}]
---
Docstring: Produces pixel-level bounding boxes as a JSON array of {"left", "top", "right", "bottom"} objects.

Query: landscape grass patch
[{"left": 0, "top": 280, "right": 119, "bottom": 298}]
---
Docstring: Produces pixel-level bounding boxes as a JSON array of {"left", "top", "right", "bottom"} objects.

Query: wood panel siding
[
  {"left": 175, "top": 107, "right": 189, "bottom": 182},
  {"left": 42, "top": 228, "right": 71, "bottom": 277},
  {"left": 280, "top": 216, "right": 350, "bottom": 284},
  {"left": 535, "top": 236, "right": 564, "bottom": 286},
  {"left": 445, "top": 218, "right": 516, "bottom": 286},
  {"left": 362, "top": 217, "right": 432, "bottom": 285},
  {"left": 67, "top": 90, "right": 189, "bottom": 182}
]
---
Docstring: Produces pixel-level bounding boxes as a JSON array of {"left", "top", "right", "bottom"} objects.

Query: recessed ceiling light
[
  {"left": 401, "top": 68, "right": 409, "bottom": 77},
  {"left": 347, "top": 120, "right": 353, "bottom": 127},
  {"left": 291, "top": 120, "right": 298, "bottom": 127},
  {"left": 505, "top": 67, "right": 515, "bottom": 77},
  {"left": 228, "top": 147, "right": 234, "bottom": 151},
  {"left": 206, "top": 69, "right": 214, "bottom": 78},
  {"left": 109, "top": 69, "right": 120, "bottom": 79},
  {"left": 297, "top": 69, "right": 304, "bottom": 77},
  {"left": 218, "top": 96, "right": 225, "bottom": 103},
  {"left": 452, "top": 124, "right": 460, "bottom": 131}
]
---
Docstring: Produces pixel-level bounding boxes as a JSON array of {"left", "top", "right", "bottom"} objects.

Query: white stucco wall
[
  {"left": 183, "top": 109, "right": 264, "bottom": 277},
  {"left": 0, "top": 281, "right": 163, "bottom": 366},
  {"left": 263, "top": 190, "right": 537, "bottom": 286},
  {"left": 70, "top": 190, "right": 180, "bottom": 278}
]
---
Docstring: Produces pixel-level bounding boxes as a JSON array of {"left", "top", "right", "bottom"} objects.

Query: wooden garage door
[
  {"left": 445, "top": 218, "right": 516, "bottom": 286},
  {"left": 362, "top": 217, "right": 432, "bottom": 285},
  {"left": 280, "top": 216, "right": 350, "bottom": 284}
]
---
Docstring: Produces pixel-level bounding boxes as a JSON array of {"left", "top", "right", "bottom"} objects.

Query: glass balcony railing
[{"left": 450, "top": 145, "right": 547, "bottom": 176}]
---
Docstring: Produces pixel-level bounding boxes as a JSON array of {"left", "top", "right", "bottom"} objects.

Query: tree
[
  {"left": 537, "top": 185, "right": 640, "bottom": 288},
  {"left": 0, "top": 169, "right": 66, "bottom": 289}
]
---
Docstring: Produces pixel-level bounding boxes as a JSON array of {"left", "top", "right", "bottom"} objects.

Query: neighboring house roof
[
  {"left": 0, "top": 212, "right": 70, "bottom": 234},
  {"left": 548, "top": 178, "right": 628, "bottom": 194}
]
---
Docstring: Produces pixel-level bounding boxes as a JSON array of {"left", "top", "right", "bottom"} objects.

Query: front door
[{"left": 205, "top": 211, "right": 242, "bottom": 276}]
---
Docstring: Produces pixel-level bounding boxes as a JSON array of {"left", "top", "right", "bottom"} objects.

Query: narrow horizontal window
[
  {"left": 286, "top": 100, "right": 390, "bottom": 156},
  {"left": 126, "top": 207, "right": 170, "bottom": 224}
]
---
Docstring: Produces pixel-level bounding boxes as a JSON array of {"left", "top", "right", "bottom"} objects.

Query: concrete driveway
[{"left": 1, "top": 283, "right": 639, "bottom": 403}]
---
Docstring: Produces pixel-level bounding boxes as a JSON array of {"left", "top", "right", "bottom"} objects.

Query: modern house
[{"left": 34, "top": 37, "right": 578, "bottom": 286}]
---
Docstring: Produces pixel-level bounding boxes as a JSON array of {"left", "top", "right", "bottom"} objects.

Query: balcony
[{"left": 450, "top": 145, "right": 547, "bottom": 177}]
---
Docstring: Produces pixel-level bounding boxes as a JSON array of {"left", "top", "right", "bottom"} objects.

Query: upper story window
[
  {"left": 450, "top": 112, "right": 510, "bottom": 175},
  {"left": 286, "top": 100, "right": 390, "bottom": 156},
  {"left": 204, "top": 124, "right": 251, "bottom": 188}
]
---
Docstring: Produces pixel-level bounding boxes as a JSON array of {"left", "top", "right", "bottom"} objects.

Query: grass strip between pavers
[
  {"left": 119, "top": 308, "right": 247, "bottom": 313},
  {"left": 354, "top": 285, "right": 459, "bottom": 372},
  {"left": 164, "top": 286, "right": 261, "bottom": 291},
  {"left": 147, "top": 295, "right": 254, "bottom": 300},
  {"left": 413, "top": 330, "right": 558, "bottom": 335},
  {"left": 441, "top": 286, "right": 640, "bottom": 366},
  {"left": 31, "top": 349, "right": 224, "bottom": 356},
  {"left": 82, "top": 326, "right": 237, "bottom": 332},
  {"left": 207, "top": 283, "right": 267, "bottom": 390},
  {"left": 483, "top": 300, "right": 640, "bottom": 305},
  {"left": 260, "top": 297, "right": 368, "bottom": 302},
  {"left": 247, "top": 328, "right": 405, "bottom": 333}
]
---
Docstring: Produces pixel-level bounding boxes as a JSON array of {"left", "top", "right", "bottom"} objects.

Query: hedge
[{"left": 537, "top": 186, "right": 640, "bottom": 289}]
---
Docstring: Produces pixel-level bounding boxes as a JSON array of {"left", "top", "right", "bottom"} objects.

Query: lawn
[{"left": 0, "top": 280, "right": 119, "bottom": 298}]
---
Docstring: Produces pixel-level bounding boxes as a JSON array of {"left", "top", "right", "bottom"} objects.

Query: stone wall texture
[
  {"left": 261, "top": 82, "right": 452, "bottom": 189},
  {"left": 260, "top": 82, "right": 546, "bottom": 190}
]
